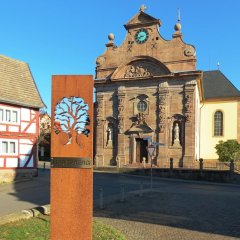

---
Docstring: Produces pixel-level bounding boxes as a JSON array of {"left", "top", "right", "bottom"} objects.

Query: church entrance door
[{"left": 136, "top": 138, "right": 148, "bottom": 163}]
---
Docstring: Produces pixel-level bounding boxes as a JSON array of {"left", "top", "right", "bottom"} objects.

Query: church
[{"left": 94, "top": 7, "right": 240, "bottom": 168}]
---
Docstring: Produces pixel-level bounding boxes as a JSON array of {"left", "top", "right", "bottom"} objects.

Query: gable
[{"left": 96, "top": 10, "right": 197, "bottom": 80}]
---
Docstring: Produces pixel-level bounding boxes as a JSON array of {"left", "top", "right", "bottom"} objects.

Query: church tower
[{"left": 94, "top": 6, "right": 202, "bottom": 167}]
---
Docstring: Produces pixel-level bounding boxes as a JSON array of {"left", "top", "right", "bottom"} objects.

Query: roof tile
[
  {"left": 202, "top": 70, "right": 240, "bottom": 99},
  {"left": 0, "top": 55, "right": 44, "bottom": 108}
]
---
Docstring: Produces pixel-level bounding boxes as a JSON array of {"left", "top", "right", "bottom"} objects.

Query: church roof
[
  {"left": 0, "top": 55, "right": 45, "bottom": 108},
  {"left": 202, "top": 70, "right": 240, "bottom": 100}
]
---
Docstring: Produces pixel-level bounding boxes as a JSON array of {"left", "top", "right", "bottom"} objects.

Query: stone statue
[
  {"left": 107, "top": 127, "right": 112, "bottom": 141},
  {"left": 137, "top": 113, "right": 145, "bottom": 124},
  {"left": 106, "top": 126, "right": 113, "bottom": 148},
  {"left": 173, "top": 123, "right": 181, "bottom": 147},
  {"left": 174, "top": 123, "right": 179, "bottom": 140}
]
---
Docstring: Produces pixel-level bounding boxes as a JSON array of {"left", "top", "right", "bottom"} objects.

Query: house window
[
  {"left": 0, "top": 109, "right": 3, "bottom": 122},
  {"left": 0, "top": 107, "right": 20, "bottom": 124},
  {"left": 214, "top": 111, "right": 223, "bottom": 136},
  {"left": 0, "top": 140, "right": 18, "bottom": 155},
  {"left": 12, "top": 111, "right": 18, "bottom": 123},
  {"left": 10, "top": 142, "right": 16, "bottom": 153},
  {"left": 6, "top": 110, "right": 11, "bottom": 122},
  {"left": 137, "top": 100, "right": 147, "bottom": 112},
  {"left": 2, "top": 142, "right": 8, "bottom": 154}
]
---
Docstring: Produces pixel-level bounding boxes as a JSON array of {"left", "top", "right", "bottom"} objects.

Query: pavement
[
  {"left": 0, "top": 169, "right": 50, "bottom": 217},
  {"left": 1, "top": 165, "right": 240, "bottom": 239},
  {"left": 94, "top": 184, "right": 240, "bottom": 239}
]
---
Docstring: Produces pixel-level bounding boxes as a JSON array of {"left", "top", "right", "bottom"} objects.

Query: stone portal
[{"left": 135, "top": 138, "right": 148, "bottom": 163}]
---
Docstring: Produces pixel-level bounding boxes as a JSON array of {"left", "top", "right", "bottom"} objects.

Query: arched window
[{"left": 214, "top": 111, "right": 223, "bottom": 136}]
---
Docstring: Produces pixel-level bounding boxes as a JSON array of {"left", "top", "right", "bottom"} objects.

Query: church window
[
  {"left": 137, "top": 101, "right": 147, "bottom": 112},
  {"left": 214, "top": 111, "right": 223, "bottom": 136}
]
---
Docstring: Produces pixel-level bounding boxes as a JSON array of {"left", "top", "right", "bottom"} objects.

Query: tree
[
  {"left": 215, "top": 140, "right": 240, "bottom": 162},
  {"left": 39, "top": 113, "right": 51, "bottom": 159},
  {"left": 54, "top": 96, "right": 90, "bottom": 145}
]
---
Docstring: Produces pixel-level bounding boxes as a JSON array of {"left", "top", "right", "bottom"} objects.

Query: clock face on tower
[{"left": 135, "top": 28, "right": 149, "bottom": 44}]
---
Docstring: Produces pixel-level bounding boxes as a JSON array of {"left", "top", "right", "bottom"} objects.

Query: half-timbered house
[{"left": 0, "top": 55, "right": 44, "bottom": 182}]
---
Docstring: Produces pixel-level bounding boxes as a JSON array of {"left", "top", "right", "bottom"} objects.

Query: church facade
[{"left": 94, "top": 8, "right": 240, "bottom": 168}]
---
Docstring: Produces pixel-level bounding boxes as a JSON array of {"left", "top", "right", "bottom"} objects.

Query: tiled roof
[
  {"left": 0, "top": 55, "right": 44, "bottom": 108},
  {"left": 202, "top": 70, "right": 240, "bottom": 100}
]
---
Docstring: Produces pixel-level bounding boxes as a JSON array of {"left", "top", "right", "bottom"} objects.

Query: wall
[
  {"left": 200, "top": 100, "right": 238, "bottom": 160},
  {"left": 0, "top": 103, "right": 39, "bottom": 182},
  {"left": 95, "top": 75, "right": 199, "bottom": 166},
  {"left": 195, "top": 85, "right": 200, "bottom": 160}
]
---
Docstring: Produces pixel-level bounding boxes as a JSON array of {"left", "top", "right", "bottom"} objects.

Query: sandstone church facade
[{"left": 94, "top": 8, "right": 240, "bottom": 168}]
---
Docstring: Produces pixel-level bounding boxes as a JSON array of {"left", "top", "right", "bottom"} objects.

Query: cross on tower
[
  {"left": 140, "top": 4, "right": 147, "bottom": 12},
  {"left": 178, "top": 8, "right": 181, "bottom": 22}
]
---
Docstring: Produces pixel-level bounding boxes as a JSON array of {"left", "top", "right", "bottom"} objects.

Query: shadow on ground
[
  {"left": 11, "top": 167, "right": 50, "bottom": 206},
  {"left": 94, "top": 189, "right": 240, "bottom": 239}
]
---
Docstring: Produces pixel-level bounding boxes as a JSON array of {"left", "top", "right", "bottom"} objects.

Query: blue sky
[{"left": 0, "top": 1, "right": 239, "bottom": 114}]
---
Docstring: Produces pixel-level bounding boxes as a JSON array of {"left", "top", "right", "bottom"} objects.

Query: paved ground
[
  {"left": 0, "top": 170, "right": 50, "bottom": 217},
  {"left": 1, "top": 164, "right": 240, "bottom": 239},
  {"left": 95, "top": 185, "right": 240, "bottom": 240}
]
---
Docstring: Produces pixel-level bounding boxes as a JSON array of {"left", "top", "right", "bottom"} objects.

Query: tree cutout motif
[{"left": 54, "top": 96, "right": 90, "bottom": 145}]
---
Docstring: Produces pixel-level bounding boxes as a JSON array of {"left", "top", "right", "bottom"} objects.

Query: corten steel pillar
[{"left": 51, "top": 75, "right": 93, "bottom": 240}]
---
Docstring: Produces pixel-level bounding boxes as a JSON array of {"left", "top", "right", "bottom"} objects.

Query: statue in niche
[
  {"left": 107, "top": 127, "right": 112, "bottom": 141},
  {"left": 106, "top": 126, "right": 113, "bottom": 147},
  {"left": 173, "top": 122, "right": 181, "bottom": 147}
]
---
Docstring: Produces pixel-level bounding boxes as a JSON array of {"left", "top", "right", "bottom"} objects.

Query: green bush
[{"left": 215, "top": 140, "right": 240, "bottom": 162}]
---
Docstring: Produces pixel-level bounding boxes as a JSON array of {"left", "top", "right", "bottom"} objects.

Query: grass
[
  {"left": 0, "top": 215, "right": 126, "bottom": 240},
  {"left": 93, "top": 219, "right": 126, "bottom": 240}
]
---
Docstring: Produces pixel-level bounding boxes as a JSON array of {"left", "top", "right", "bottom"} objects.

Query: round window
[{"left": 137, "top": 101, "right": 147, "bottom": 112}]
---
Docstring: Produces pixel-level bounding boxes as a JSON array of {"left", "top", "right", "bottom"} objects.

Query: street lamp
[{"left": 147, "top": 144, "right": 155, "bottom": 189}]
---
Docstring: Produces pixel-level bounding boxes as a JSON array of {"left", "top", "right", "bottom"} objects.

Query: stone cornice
[{"left": 94, "top": 70, "right": 202, "bottom": 85}]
